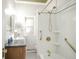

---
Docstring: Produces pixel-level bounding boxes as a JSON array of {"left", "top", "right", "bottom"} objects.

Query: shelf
[
  {"left": 53, "top": 42, "right": 60, "bottom": 46},
  {"left": 53, "top": 31, "right": 60, "bottom": 34}
]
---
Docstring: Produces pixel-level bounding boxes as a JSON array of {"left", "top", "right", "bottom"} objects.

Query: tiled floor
[
  {"left": 26, "top": 52, "right": 40, "bottom": 59},
  {"left": 26, "top": 52, "right": 66, "bottom": 59}
]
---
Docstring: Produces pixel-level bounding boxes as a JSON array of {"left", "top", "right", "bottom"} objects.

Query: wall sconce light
[
  {"left": 4, "top": 4, "right": 15, "bottom": 32},
  {"left": 5, "top": 4, "right": 15, "bottom": 15}
]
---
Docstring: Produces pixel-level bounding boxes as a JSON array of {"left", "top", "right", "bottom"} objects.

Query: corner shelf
[
  {"left": 53, "top": 42, "right": 60, "bottom": 47},
  {"left": 53, "top": 42, "right": 60, "bottom": 46},
  {"left": 53, "top": 31, "right": 60, "bottom": 34}
]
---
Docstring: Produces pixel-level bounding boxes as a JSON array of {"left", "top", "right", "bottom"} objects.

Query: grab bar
[
  {"left": 27, "top": 49, "right": 37, "bottom": 53},
  {"left": 40, "top": 30, "right": 42, "bottom": 40},
  {"left": 65, "top": 38, "right": 76, "bottom": 53}
]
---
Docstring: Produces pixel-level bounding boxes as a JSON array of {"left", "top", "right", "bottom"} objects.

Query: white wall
[
  {"left": 3, "top": 0, "right": 45, "bottom": 47},
  {"left": 37, "top": 0, "right": 76, "bottom": 59},
  {"left": 37, "top": 13, "right": 56, "bottom": 59},
  {"left": 15, "top": 3, "right": 45, "bottom": 49},
  {"left": 15, "top": 3, "right": 44, "bottom": 37},
  {"left": 55, "top": 3, "right": 76, "bottom": 59},
  {"left": 2, "top": 0, "right": 6, "bottom": 48},
  {"left": 3, "top": 0, "right": 76, "bottom": 59},
  {"left": 2, "top": 0, "right": 15, "bottom": 48}
]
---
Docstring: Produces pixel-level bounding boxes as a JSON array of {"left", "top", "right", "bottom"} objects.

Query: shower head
[
  {"left": 53, "top": 6, "right": 56, "bottom": 9},
  {"left": 38, "top": 12, "right": 41, "bottom": 15}
]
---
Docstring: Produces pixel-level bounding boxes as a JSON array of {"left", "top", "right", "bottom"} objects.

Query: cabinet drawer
[{"left": 5, "top": 46, "right": 26, "bottom": 59}]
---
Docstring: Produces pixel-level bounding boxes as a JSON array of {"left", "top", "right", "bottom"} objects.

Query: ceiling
[{"left": 16, "top": 0, "right": 48, "bottom": 3}]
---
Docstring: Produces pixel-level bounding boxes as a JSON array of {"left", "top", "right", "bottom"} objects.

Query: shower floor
[
  {"left": 26, "top": 52, "right": 40, "bottom": 59},
  {"left": 26, "top": 52, "right": 66, "bottom": 59}
]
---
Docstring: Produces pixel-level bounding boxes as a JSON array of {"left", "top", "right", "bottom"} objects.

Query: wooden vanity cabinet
[{"left": 5, "top": 46, "right": 26, "bottom": 59}]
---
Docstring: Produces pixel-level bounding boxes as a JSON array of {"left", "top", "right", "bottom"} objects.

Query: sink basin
[
  {"left": 6, "top": 39, "right": 26, "bottom": 46},
  {"left": 13, "top": 39, "right": 26, "bottom": 45}
]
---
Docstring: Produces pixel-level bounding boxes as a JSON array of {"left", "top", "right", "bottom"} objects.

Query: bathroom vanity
[{"left": 5, "top": 45, "right": 26, "bottom": 59}]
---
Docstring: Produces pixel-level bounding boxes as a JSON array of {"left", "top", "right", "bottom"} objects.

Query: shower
[{"left": 37, "top": 0, "right": 76, "bottom": 59}]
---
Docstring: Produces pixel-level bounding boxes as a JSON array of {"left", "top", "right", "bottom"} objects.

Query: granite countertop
[
  {"left": 5, "top": 44, "right": 26, "bottom": 48},
  {"left": 5, "top": 39, "right": 26, "bottom": 48}
]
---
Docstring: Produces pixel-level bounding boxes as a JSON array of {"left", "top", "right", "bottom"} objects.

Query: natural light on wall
[
  {"left": 15, "top": 14, "right": 34, "bottom": 35},
  {"left": 25, "top": 18, "right": 33, "bottom": 26},
  {"left": 25, "top": 18, "right": 33, "bottom": 33},
  {"left": 5, "top": 4, "right": 34, "bottom": 36},
  {"left": 15, "top": 15, "right": 25, "bottom": 27},
  {"left": 5, "top": 4, "right": 15, "bottom": 15}
]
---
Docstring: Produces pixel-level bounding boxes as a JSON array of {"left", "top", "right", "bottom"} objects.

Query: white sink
[
  {"left": 12, "top": 39, "right": 26, "bottom": 45},
  {"left": 5, "top": 39, "right": 26, "bottom": 46}
]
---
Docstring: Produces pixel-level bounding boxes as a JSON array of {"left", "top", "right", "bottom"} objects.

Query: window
[
  {"left": 14, "top": 16, "right": 34, "bottom": 38},
  {"left": 25, "top": 17, "right": 34, "bottom": 35}
]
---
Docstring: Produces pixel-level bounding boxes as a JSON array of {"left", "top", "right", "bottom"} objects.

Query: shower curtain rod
[
  {"left": 55, "top": 3, "right": 76, "bottom": 14},
  {"left": 38, "top": 3, "right": 76, "bottom": 14},
  {"left": 40, "top": 0, "right": 55, "bottom": 13}
]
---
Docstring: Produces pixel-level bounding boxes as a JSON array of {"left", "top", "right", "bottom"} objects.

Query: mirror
[
  {"left": 14, "top": 16, "right": 34, "bottom": 39},
  {"left": 6, "top": 15, "right": 14, "bottom": 32}
]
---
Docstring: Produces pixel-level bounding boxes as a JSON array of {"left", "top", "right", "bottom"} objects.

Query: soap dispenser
[
  {"left": 8, "top": 33, "right": 13, "bottom": 45},
  {"left": 8, "top": 36, "right": 13, "bottom": 45}
]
